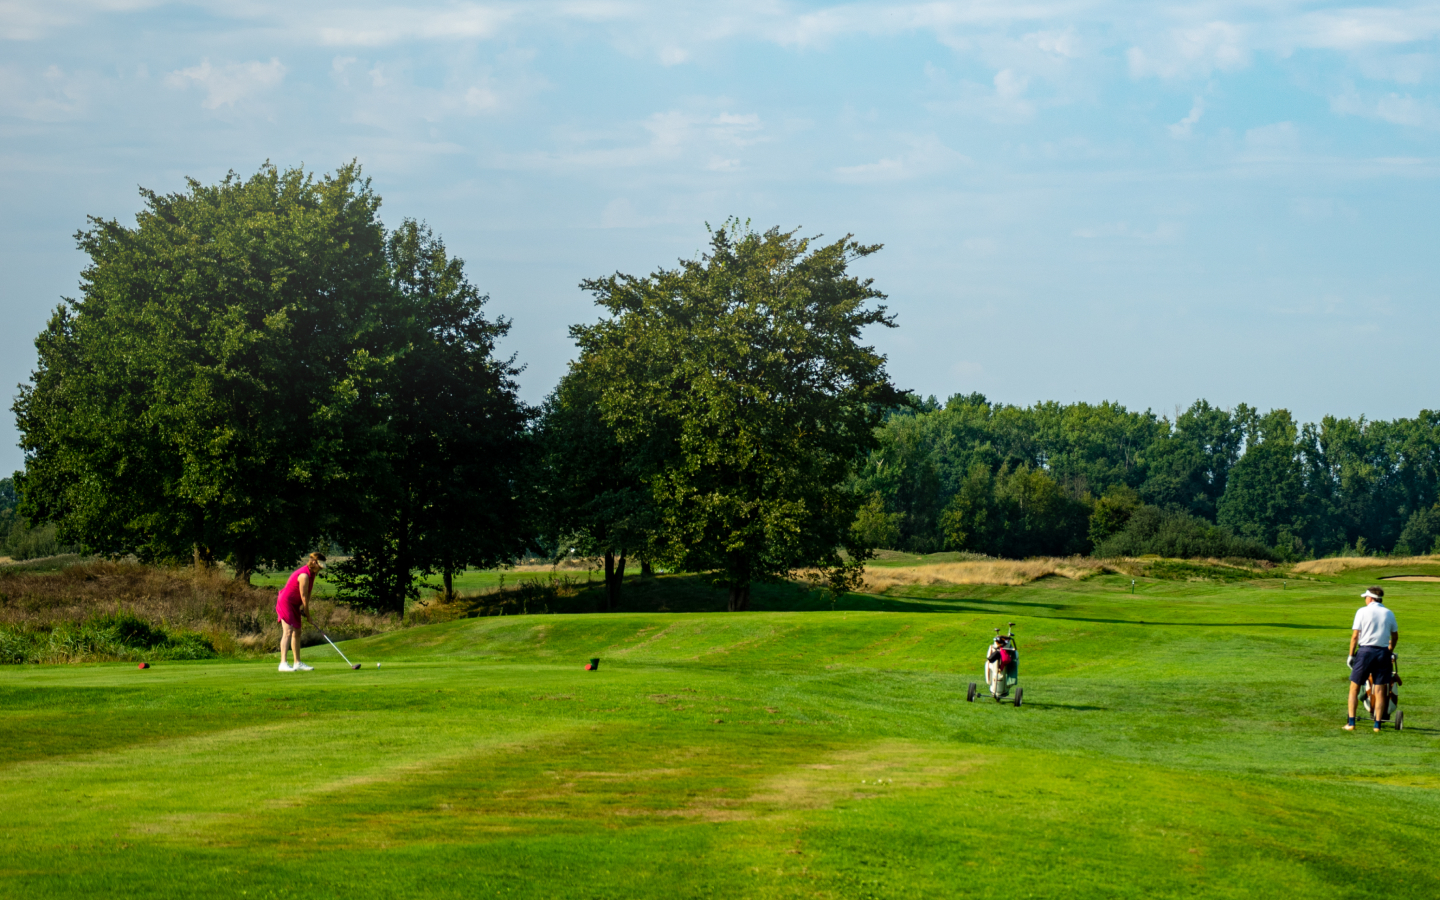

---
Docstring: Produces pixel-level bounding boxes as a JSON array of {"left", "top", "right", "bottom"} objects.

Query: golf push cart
[
  {"left": 1361, "top": 652, "right": 1405, "bottom": 731},
  {"left": 967, "top": 623, "right": 1022, "bottom": 707}
]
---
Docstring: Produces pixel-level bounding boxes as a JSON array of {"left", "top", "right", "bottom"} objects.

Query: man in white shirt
[{"left": 1346, "top": 587, "right": 1399, "bottom": 732}]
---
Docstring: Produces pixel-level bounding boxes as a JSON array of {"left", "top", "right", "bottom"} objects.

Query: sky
[{"left": 3, "top": 1, "right": 1440, "bottom": 475}]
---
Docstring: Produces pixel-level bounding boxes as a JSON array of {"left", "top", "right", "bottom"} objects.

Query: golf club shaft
[{"left": 320, "top": 632, "right": 355, "bottom": 666}]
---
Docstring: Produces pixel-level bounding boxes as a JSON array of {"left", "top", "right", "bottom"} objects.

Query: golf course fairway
[{"left": 3, "top": 572, "right": 1437, "bottom": 898}]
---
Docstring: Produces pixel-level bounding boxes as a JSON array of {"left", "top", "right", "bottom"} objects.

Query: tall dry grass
[
  {"left": 1290, "top": 555, "right": 1440, "bottom": 576},
  {"left": 861, "top": 558, "right": 1105, "bottom": 590},
  {"left": 0, "top": 559, "right": 400, "bottom": 656}
]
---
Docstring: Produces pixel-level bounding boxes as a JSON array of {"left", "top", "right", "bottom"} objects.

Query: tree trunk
[
  {"left": 392, "top": 509, "right": 411, "bottom": 619},
  {"left": 640, "top": 559, "right": 654, "bottom": 577},
  {"left": 234, "top": 547, "right": 256, "bottom": 586},
  {"left": 602, "top": 551, "right": 628, "bottom": 611},
  {"left": 614, "top": 553, "right": 626, "bottom": 608},
  {"left": 443, "top": 568, "right": 454, "bottom": 602},
  {"left": 727, "top": 582, "right": 751, "bottom": 612}
]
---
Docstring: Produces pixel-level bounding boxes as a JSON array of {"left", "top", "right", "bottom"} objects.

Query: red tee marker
[{"left": 137, "top": 662, "right": 150, "bottom": 670}]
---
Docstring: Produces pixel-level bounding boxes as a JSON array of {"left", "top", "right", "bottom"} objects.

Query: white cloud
[
  {"left": 0, "top": 0, "right": 162, "bottom": 40},
  {"left": 165, "top": 57, "right": 286, "bottom": 109},
  {"left": 315, "top": 5, "right": 514, "bottom": 46},
  {"left": 1073, "top": 221, "right": 1182, "bottom": 243},
  {"left": 1332, "top": 87, "right": 1440, "bottom": 129},
  {"left": 1129, "top": 21, "right": 1248, "bottom": 80},
  {"left": 0, "top": 62, "right": 92, "bottom": 120},
  {"left": 498, "top": 108, "right": 765, "bottom": 172},
  {"left": 1026, "top": 29, "right": 1081, "bottom": 59},
  {"left": 1239, "top": 121, "right": 1303, "bottom": 162},
  {"left": 926, "top": 64, "right": 1037, "bottom": 123},
  {"left": 1169, "top": 96, "right": 1204, "bottom": 138},
  {"left": 1289, "top": 8, "right": 1440, "bottom": 52},
  {"left": 834, "top": 134, "right": 970, "bottom": 183}
]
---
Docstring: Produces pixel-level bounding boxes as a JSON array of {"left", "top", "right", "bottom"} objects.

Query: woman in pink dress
[{"left": 276, "top": 552, "right": 325, "bottom": 672}]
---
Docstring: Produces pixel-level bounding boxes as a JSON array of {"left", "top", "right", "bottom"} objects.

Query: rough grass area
[
  {"left": 3, "top": 573, "right": 1437, "bottom": 898},
  {"left": 1292, "top": 554, "right": 1440, "bottom": 576},
  {"left": 0, "top": 611, "right": 217, "bottom": 664},
  {"left": 0, "top": 560, "right": 400, "bottom": 659},
  {"left": 860, "top": 557, "right": 1103, "bottom": 588}
]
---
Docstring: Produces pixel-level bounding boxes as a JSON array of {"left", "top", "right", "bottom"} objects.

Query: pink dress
[{"left": 275, "top": 566, "right": 312, "bottom": 628}]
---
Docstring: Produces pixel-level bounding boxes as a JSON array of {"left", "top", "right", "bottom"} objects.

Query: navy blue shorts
[{"left": 1351, "top": 646, "right": 1393, "bottom": 686}]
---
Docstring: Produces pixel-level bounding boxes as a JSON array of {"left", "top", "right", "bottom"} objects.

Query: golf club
[{"left": 320, "top": 631, "right": 362, "bottom": 669}]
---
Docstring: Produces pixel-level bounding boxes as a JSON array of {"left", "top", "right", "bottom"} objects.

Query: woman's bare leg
[
  {"left": 290, "top": 627, "right": 302, "bottom": 665},
  {"left": 280, "top": 621, "right": 296, "bottom": 666}
]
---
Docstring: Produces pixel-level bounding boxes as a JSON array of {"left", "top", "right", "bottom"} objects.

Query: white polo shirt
[{"left": 1353, "top": 602, "right": 1398, "bottom": 648}]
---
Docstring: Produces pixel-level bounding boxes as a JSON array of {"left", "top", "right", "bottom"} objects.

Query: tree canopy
[
  {"left": 855, "top": 394, "right": 1440, "bottom": 560},
  {"left": 572, "top": 222, "right": 902, "bottom": 609},
  {"left": 13, "top": 164, "right": 529, "bottom": 609}
]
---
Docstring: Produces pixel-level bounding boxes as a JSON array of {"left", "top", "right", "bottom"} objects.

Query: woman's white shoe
[
  {"left": 278, "top": 662, "right": 293, "bottom": 672},
  {"left": 292, "top": 661, "right": 314, "bottom": 672}
]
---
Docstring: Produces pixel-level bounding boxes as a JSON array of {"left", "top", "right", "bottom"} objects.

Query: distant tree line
[{"left": 852, "top": 395, "right": 1440, "bottom": 560}]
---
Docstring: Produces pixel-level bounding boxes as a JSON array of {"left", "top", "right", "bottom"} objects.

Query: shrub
[
  {"left": 1094, "top": 505, "right": 1276, "bottom": 561},
  {"left": 852, "top": 492, "right": 903, "bottom": 550},
  {"left": 1396, "top": 506, "right": 1440, "bottom": 556},
  {"left": 0, "top": 611, "right": 218, "bottom": 664}
]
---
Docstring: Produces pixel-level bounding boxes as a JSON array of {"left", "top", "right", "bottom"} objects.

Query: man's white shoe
[
  {"left": 292, "top": 661, "right": 314, "bottom": 672},
  {"left": 278, "top": 662, "right": 293, "bottom": 672}
]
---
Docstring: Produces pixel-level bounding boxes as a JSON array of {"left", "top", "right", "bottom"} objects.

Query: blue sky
[{"left": 3, "top": 1, "right": 1440, "bottom": 474}]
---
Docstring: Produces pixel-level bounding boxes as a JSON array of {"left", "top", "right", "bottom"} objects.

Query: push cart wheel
[
  {"left": 1396, "top": 710, "right": 1405, "bottom": 731},
  {"left": 966, "top": 682, "right": 976, "bottom": 702},
  {"left": 1014, "top": 687, "right": 1024, "bottom": 708}
]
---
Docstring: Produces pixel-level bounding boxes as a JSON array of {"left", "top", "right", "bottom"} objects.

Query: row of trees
[
  {"left": 13, "top": 164, "right": 1436, "bottom": 612},
  {"left": 855, "top": 395, "right": 1440, "bottom": 559},
  {"left": 11, "top": 165, "right": 898, "bottom": 612}
]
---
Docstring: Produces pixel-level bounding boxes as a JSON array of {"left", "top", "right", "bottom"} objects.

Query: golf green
[{"left": 3, "top": 574, "right": 1437, "bottom": 898}]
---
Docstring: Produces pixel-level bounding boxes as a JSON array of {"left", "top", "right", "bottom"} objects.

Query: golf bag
[{"left": 1361, "top": 652, "right": 1405, "bottom": 731}]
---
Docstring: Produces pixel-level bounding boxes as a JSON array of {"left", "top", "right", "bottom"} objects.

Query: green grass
[
  {"left": 249, "top": 564, "right": 600, "bottom": 600},
  {"left": 4, "top": 570, "right": 1438, "bottom": 898}
]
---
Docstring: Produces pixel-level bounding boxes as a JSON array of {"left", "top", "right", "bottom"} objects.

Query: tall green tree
[
  {"left": 1217, "top": 409, "right": 1312, "bottom": 556},
  {"left": 13, "top": 163, "right": 391, "bottom": 578},
  {"left": 574, "top": 222, "right": 902, "bottom": 610},
  {"left": 1141, "top": 401, "right": 1249, "bottom": 521},
  {"left": 536, "top": 364, "right": 656, "bottom": 610},
  {"left": 940, "top": 463, "right": 1092, "bottom": 558},
  {"left": 328, "top": 221, "right": 532, "bottom": 614}
]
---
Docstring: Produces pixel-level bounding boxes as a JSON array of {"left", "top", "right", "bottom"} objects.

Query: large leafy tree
[
  {"left": 1217, "top": 409, "right": 1313, "bottom": 556},
  {"left": 536, "top": 363, "right": 656, "bottom": 610},
  {"left": 1141, "top": 401, "right": 1250, "bottom": 521},
  {"left": 574, "top": 222, "right": 902, "bottom": 610},
  {"left": 14, "top": 163, "right": 391, "bottom": 578},
  {"left": 940, "top": 463, "right": 1092, "bottom": 558},
  {"left": 327, "top": 221, "right": 532, "bottom": 614}
]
